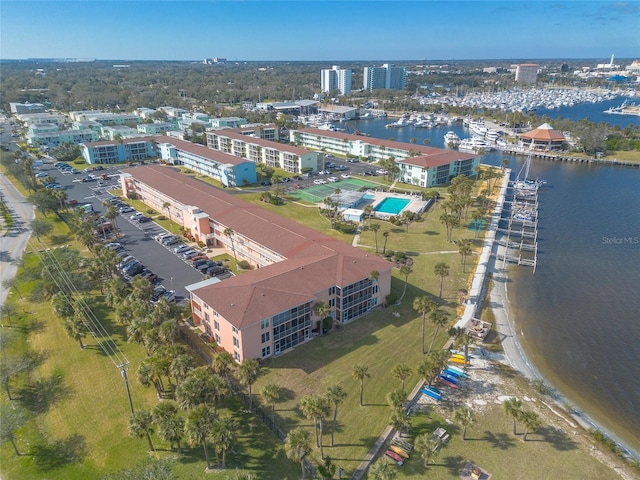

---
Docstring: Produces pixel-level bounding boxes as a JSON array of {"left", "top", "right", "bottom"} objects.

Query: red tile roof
[
  {"left": 124, "top": 165, "right": 393, "bottom": 327},
  {"left": 399, "top": 150, "right": 477, "bottom": 168},
  {"left": 519, "top": 123, "right": 565, "bottom": 141}
]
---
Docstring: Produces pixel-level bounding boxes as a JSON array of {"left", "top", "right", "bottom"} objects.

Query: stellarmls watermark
[{"left": 602, "top": 236, "right": 639, "bottom": 245}]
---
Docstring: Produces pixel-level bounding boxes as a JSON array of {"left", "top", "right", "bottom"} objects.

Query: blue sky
[{"left": 1, "top": 1, "right": 638, "bottom": 61}]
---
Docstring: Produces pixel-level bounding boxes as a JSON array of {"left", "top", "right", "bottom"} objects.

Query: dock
[{"left": 498, "top": 148, "right": 639, "bottom": 168}]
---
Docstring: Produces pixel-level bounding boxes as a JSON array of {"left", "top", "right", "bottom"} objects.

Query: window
[
  {"left": 215, "top": 334, "right": 220, "bottom": 344},
  {"left": 204, "top": 312, "right": 210, "bottom": 322},
  {"left": 261, "top": 332, "right": 270, "bottom": 343},
  {"left": 260, "top": 319, "right": 269, "bottom": 329},
  {"left": 233, "top": 337, "right": 239, "bottom": 348},
  {"left": 214, "top": 320, "right": 220, "bottom": 331},
  {"left": 234, "top": 351, "right": 240, "bottom": 362},
  {"left": 262, "top": 346, "right": 271, "bottom": 357},
  {"left": 329, "top": 286, "right": 336, "bottom": 295},
  {"left": 232, "top": 326, "right": 239, "bottom": 334},
  {"left": 329, "top": 298, "right": 335, "bottom": 307}
]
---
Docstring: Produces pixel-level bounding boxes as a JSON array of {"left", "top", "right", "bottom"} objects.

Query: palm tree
[
  {"left": 300, "top": 395, "right": 321, "bottom": 447},
  {"left": 386, "top": 388, "right": 405, "bottom": 410},
  {"left": 285, "top": 427, "right": 312, "bottom": 479},
  {"left": 162, "top": 201, "right": 173, "bottom": 225},
  {"left": 364, "top": 204, "right": 374, "bottom": 226},
  {"left": 457, "top": 240, "right": 472, "bottom": 273},
  {"left": 382, "top": 231, "right": 390, "bottom": 254},
  {"left": 170, "top": 354, "right": 195, "bottom": 386},
  {"left": 389, "top": 407, "right": 411, "bottom": 434},
  {"left": 63, "top": 314, "right": 87, "bottom": 349},
  {"left": 427, "top": 309, "right": 449, "bottom": 355},
  {"left": 312, "top": 301, "right": 331, "bottom": 335},
  {"left": 413, "top": 296, "right": 437, "bottom": 354},
  {"left": 261, "top": 383, "right": 283, "bottom": 422},
  {"left": 129, "top": 409, "right": 156, "bottom": 451},
  {"left": 352, "top": 363, "right": 370, "bottom": 406},
  {"left": 414, "top": 432, "right": 440, "bottom": 467},
  {"left": 453, "top": 407, "right": 475, "bottom": 441},
  {"left": 439, "top": 213, "right": 459, "bottom": 243},
  {"left": 224, "top": 227, "right": 238, "bottom": 265},
  {"left": 153, "top": 401, "right": 183, "bottom": 453},
  {"left": 392, "top": 363, "right": 412, "bottom": 393},
  {"left": 502, "top": 397, "right": 523, "bottom": 435},
  {"left": 471, "top": 210, "right": 484, "bottom": 238},
  {"left": 212, "top": 414, "right": 237, "bottom": 469},
  {"left": 368, "top": 458, "right": 397, "bottom": 480},
  {"left": 185, "top": 404, "right": 215, "bottom": 470},
  {"left": 398, "top": 265, "right": 413, "bottom": 303},
  {"left": 434, "top": 262, "right": 450, "bottom": 298},
  {"left": 520, "top": 409, "right": 542, "bottom": 441},
  {"left": 371, "top": 222, "right": 381, "bottom": 253},
  {"left": 237, "top": 358, "right": 261, "bottom": 410},
  {"left": 326, "top": 384, "right": 347, "bottom": 446}
]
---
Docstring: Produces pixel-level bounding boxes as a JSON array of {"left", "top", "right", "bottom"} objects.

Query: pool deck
[{"left": 366, "top": 190, "right": 430, "bottom": 219}]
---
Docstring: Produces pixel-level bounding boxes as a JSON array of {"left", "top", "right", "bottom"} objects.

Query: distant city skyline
[{"left": 1, "top": 1, "right": 638, "bottom": 61}]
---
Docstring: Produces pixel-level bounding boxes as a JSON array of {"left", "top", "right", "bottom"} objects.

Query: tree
[
  {"left": 0, "top": 355, "right": 31, "bottom": 401},
  {"left": 413, "top": 296, "right": 437, "bottom": 354},
  {"left": 129, "top": 409, "right": 155, "bottom": 452},
  {"left": 224, "top": 227, "right": 238, "bottom": 265},
  {"left": 285, "top": 427, "right": 312, "bottom": 479},
  {"left": 364, "top": 204, "right": 374, "bottom": 226},
  {"left": 326, "top": 384, "right": 347, "bottom": 446},
  {"left": 397, "top": 265, "right": 413, "bottom": 303},
  {"left": 368, "top": 458, "right": 397, "bottom": 479},
  {"left": 520, "top": 409, "right": 542, "bottom": 441},
  {"left": 317, "top": 456, "right": 337, "bottom": 480},
  {"left": 153, "top": 400, "right": 184, "bottom": 454},
  {"left": 457, "top": 240, "right": 472, "bottom": 273},
  {"left": 237, "top": 358, "right": 261, "bottom": 410},
  {"left": 105, "top": 204, "right": 120, "bottom": 235},
  {"left": 0, "top": 405, "right": 27, "bottom": 456},
  {"left": 312, "top": 301, "right": 331, "bottom": 335},
  {"left": 170, "top": 354, "right": 195, "bottom": 386},
  {"left": 414, "top": 432, "right": 440, "bottom": 467},
  {"left": 471, "top": 210, "right": 484, "bottom": 238},
  {"left": 392, "top": 363, "right": 412, "bottom": 393},
  {"left": 389, "top": 406, "right": 411, "bottom": 434},
  {"left": 352, "top": 363, "right": 370, "bottom": 406},
  {"left": 387, "top": 388, "right": 405, "bottom": 410},
  {"left": 29, "top": 218, "right": 53, "bottom": 241},
  {"left": 185, "top": 404, "right": 215, "bottom": 470},
  {"left": 439, "top": 213, "right": 459, "bottom": 243},
  {"left": 427, "top": 310, "right": 449, "bottom": 355},
  {"left": 0, "top": 303, "right": 18, "bottom": 328},
  {"left": 212, "top": 414, "right": 237, "bottom": 469},
  {"left": 261, "top": 383, "right": 283, "bottom": 422},
  {"left": 382, "top": 231, "right": 390, "bottom": 254},
  {"left": 453, "top": 407, "right": 475, "bottom": 441},
  {"left": 502, "top": 397, "right": 523, "bottom": 435},
  {"left": 371, "top": 223, "right": 381, "bottom": 253},
  {"left": 434, "top": 262, "right": 450, "bottom": 298},
  {"left": 162, "top": 201, "right": 173, "bottom": 225},
  {"left": 63, "top": 313, "right": 88, "bottom": 349}
]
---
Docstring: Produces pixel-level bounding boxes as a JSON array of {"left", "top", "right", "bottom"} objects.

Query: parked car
[
  {"left": 119, "top": 205, "right": 134, "bottom": 213},
  {"left": 130, "top": 212, "right": 144, "bottom": 220},
  {"left": 260, "top": 180, "right": 272, "bottom": 186},
  {"left": 124, "top": 263, "right": 145, "bottom": 278},
  {"left": 340, "top": 173, "right": 350, "bottom": 179},
  {"left": 196, "top": 261, "right": 215, "bottom": 272},
  {"left": 162, "top": 236, "right": 181, "bottom": 246},
  {"left": 206, "top": 265, "right": 227, "bottom": 276},
  {"left": 173, "top": 244, "right": 191, "bottom": 254},
  {"left": 118, "top": 256, "right": 136, "bottom": 269},
  {"left": 140, "top": 269, "right": 158, "bottom": 283},
  {"left": 327, "top": 177, "right": 338, "bottom": 183},
  {"left": 137, "top": 216, "right": 152, "bottom": 223},
  {"left": 313, "top": 179, "right": 326, "bottom": 185},
  {"left": 104, "top": 242, "right": 123, "bottom": 251},
  {"left": 192, "top": 258, "right": 211, "bottom": 268},
  {"left": 181, "top": 249, "right": 198, "bottom": 259}
]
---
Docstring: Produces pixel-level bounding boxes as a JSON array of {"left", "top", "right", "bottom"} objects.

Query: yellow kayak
[
  {"left": 389, "top": 444, "right": 409, "bottom": 459},
  {"left": 449, "top": 356, "right": 471, "bottom": 366}
]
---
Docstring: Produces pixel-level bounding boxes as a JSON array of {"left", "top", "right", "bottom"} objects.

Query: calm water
[{"left": 351, "top": 105, "right": 640, "bottom": 455}]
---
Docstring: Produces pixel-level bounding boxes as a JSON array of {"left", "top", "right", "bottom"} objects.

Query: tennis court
[{"left": 290, "top": 178, "right": 378, "bottom": 203}]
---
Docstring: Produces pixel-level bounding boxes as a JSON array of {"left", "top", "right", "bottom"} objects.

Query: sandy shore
[{"left": 487, "top": 235, "right": 640, "bottom": 462}]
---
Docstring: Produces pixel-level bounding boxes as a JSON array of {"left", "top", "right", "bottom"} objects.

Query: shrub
[
  {"left": 157, "top": 215, "right": 167, "bottom": 221},
  {"left": 72, "top": 158, "right": 86, "bottom": 165},
  {"left": 322, "top": 316, "right": 333, "bottom": 332},
  {"left": 237, "top": 260, "right": 251, "bottom": 270},
  {"left": 146, "top": 209, "right": 156, "bottom": 215},
  {"left": 385, "top": 293, "right": 398, "bottom": 305},
  {"left": 197, "top": 241, "right": 205, "bottom": 248}
]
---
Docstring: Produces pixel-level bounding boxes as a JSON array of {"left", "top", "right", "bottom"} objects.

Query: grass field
[{"left": 2, "top": 164, "right": 634, "bottom": 480}]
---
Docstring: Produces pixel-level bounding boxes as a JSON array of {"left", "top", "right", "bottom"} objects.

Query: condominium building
[
  {"left": 363, "top": 63, "right": 407, "bottom": 91},
  {"left": 10, "top": 102, "right": 45, "bottom": 115},
  {"left": 120, "top": 165, "right": 393, "bottom": 361},
  {"left": 156, "top": 135, "right": 256, "bottom": 187},
  {"left": 515, "top": 64, "right": 539, "bottom": 85},
  {"left": 206, "top": 126, "right": 322, "bottom": 174},
  {"left": 290, "top": 128, "right": 480, "bottom": 187},
  {"left": 321, "top": 65, "right": 352, "bottom": 95},
  {"left": 80, "top": 137, "right": 157, "bottom": 164},
  {"left": 27, "top": 129, "right": 99, "bottom": 147}
]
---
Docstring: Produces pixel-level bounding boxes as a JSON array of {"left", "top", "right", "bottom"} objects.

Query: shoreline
[{"left": 488, "top": 232, "right": 640, "bottom": 462}]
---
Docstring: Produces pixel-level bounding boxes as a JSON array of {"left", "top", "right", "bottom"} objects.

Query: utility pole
[{"left": 119, "top": 362, "right": 135, "bottom": 415}]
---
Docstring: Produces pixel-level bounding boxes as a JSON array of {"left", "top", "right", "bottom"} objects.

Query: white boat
[
  {"left": 385, "top": 117, "right": 412, "bottom": 128},
  {"left": 358, "top": 112, "right": 375, "bottom": 120},
  {"left": 317, "top": 122, "right": 337, "bottom": 131},
  {"left": 444, "top": 131, "right": 460, "bottom": 148},
  {"left": 459, "top": 136, "right": 492, "bottom": 153}
]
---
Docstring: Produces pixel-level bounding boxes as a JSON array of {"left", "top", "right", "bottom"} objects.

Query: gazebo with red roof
[{"left": 519, "top": 123, "right": 566, "bottom": 151}]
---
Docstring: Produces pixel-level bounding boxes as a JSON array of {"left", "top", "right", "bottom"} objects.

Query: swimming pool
[{"left": 374, "top": 197, "right": 410, "bottom": 215}]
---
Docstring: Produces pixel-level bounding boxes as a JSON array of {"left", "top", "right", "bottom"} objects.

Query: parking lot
[{"left": 36, "top": 163, "right": 207, "bottom": 302}]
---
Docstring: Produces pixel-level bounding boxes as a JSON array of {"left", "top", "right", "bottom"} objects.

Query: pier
[{"left": 498, "top": 148, "right": 639, "bottom": 168}]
